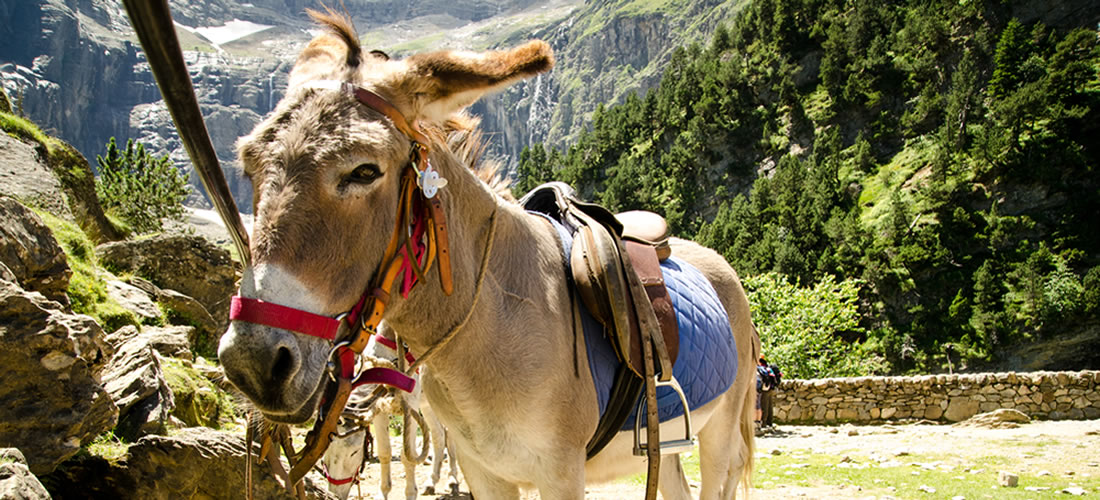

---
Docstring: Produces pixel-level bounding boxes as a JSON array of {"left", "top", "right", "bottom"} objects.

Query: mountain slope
[{"left": 516, "top": 0, "right": 1100, "bottom": 373}]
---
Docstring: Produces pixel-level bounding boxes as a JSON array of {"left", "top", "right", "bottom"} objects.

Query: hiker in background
[{"left": 757, "top": 355, "right": 782, "bottom": 431}]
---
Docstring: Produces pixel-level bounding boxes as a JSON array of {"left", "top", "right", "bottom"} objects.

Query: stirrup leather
[{"left": 632, "top": 376, "right": 694, "bottom": 456}]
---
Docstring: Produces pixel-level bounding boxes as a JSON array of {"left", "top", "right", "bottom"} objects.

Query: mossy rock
[
  {"left": 0, "top": 88, "right": 11, "bottom": 114},
  {"left": 161, "top": 358, "right": 237, "bottom": 429}
]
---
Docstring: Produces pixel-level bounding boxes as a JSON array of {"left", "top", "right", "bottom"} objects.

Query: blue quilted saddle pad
[
  {"left": 591, "top": 256, "right": 739, "bottom": 429},
  {"left": 530, "top": 212, "right": 739, "bottom": 430}
]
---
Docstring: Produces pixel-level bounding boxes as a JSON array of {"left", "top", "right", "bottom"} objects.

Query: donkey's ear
[
  {"left": 400, "top": 41, "right": 553, "bottom": 123},
  {"left": 289, "top": 8, "right": 363, "bottom": 88}
]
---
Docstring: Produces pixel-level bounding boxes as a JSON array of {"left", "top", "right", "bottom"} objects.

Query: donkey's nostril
[{"left": 270, "top": 346, "right": 295, "bottom": 383}]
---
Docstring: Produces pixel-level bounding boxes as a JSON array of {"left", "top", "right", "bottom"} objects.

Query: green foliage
[
  {"left": 744, "top": 273, "right": 883, "bottom": 378},
  {"left": 95, "top": 137, "right": 189, "bottom": 234},
  {"left": 520, "top": 0, "right": 1100, "bottom": 373},
  {"left": 35, "top": 211, "right": 139, "bottom": 332}
]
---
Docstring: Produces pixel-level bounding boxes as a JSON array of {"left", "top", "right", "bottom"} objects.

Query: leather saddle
[{"left": 521, "top": 182, "right": 679, "bottom": 379}]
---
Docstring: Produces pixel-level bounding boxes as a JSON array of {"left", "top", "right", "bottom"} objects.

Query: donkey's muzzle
[{"left": 218, "top": 321, "right": 318, "bottom": 419}]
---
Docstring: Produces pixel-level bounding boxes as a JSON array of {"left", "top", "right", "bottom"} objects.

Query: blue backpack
[{"left": 756, "top": 365, "right": 775, "bottom": 392}]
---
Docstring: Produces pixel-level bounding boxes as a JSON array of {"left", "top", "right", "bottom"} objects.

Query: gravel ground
[{"left": 333, "top": 419, "right": 1100, "bottom": 499}]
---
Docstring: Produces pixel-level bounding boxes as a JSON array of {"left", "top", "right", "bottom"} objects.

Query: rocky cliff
[
  {"left": 473, "top": 0, "right": 750, "bottom": 165},
  {"left": 2, "top": 0, "right": 743, "bottom": 212},
  {"left": 0, "top": 0, "right": 303, "bottom": 212}
]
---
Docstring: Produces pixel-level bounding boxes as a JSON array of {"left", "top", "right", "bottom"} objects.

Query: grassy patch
[
  {"left": 858, "top": 135, "right": 936, "bottom": 228},
  {"left": 616, "top": 0, "right": 681, "bottom": 17},
  {"left": 34, "top": 211, "right": 139, "bottom": 332},
  {"left": 617, "top": 443, "right": 1100, "bottom": 498},
  {"left": 85, "top": 431, "right": 128, "bottom": 464},
  {"left": 175, "top": 26, "right": 217, "bottom": 53},
  {"left": 753, "top": 448, "right": 1100, "bottom": 498},
  {"left": 0, "top": 111, "right": 51, "bottom": 147},
  {"left": 387, "top": 33, "right": 447, "bottom": 57}
]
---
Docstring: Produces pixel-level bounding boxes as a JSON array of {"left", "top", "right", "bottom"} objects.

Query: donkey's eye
[{"left": 340, "top": 163, "right": 381, "bottom": 188}]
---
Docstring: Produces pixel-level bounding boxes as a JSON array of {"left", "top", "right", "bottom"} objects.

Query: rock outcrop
[
  {"left": 139, "top": 324, "right": 196, "bottom": 362},
  {"left": 127, "top": 275, "right": 220, "bottom": 348},
  {"left": 955, "top": 409, "right": 1031, "bottom": 429},
  {"left": 102, "top": 326, "right": 175, "bottom": 441},
  {"left": 43, "top": 427, "right": 336, "bottom": 499},
  {"left": 474, "top": 0, "right": 742, "bottom": 166},
  {"left": 0, "top": 136, "right": 70, "bottom": 218},
  {"left": 0, "top": 448, "right": 51, "bottom": 500},
  {"left": 105, "top": 278, "right": 160, "bottom": 322},
  {"left": 161, "top": 356, "right": 236, "bottom": 428},
  {"left": 95, "top": 233, "right": 236, "bottom": 333},
  {"left": 0, "top": 278, "right": 118, "bottom": 475},
  {"left": 0, "top": 196, "right": 71, "bottom": 304}
]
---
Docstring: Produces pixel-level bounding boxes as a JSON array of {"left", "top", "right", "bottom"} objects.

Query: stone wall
[{"left": 771, "top": 371, "right": 1100, "bottom": 424}]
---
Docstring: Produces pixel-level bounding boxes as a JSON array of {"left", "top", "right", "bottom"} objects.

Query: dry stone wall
[{"left": 771, "top": 371, "right": 1100, "bottom": 424}]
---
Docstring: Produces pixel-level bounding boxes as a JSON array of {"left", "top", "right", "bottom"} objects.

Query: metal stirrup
[{"left": 632, "top": 376, "right": 694, "bottom": 456}]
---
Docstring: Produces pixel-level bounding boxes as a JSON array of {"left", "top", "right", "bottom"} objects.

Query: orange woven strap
[{"left": 345, "top": 85, "right": 452, "bottom": 296}]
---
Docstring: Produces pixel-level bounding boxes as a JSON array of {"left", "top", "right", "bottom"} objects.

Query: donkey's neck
[{"left": 382, "top": 153, "right": 570, "bottom": 378}]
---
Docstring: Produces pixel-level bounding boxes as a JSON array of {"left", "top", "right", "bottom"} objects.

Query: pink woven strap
[
  {"left": 352, "top": 367, "right": 416, "bottom": 393},
  {"left": 230, "top": 296, "right": 341, "bottom": 341}
]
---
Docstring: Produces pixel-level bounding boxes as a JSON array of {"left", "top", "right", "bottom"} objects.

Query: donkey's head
[{"left": 217, "top": 9, "right": 552, "bottom": 422}]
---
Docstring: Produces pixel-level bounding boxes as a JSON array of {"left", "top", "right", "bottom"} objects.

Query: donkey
[
  {"left": 218, "top": 10, "right": 757, "bottom": 500},
  {"left": 321, "top": 328, "right": 462, "bottom": 500}
]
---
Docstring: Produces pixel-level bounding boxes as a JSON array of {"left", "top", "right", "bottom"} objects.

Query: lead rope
[
  {"left": 403, "top": 206, "right": 498, "bottom": 375},
  {"left": 396, "top": 341, "right": 427, "bottom": 466},
  {"left": 246, "top": 411, "right": 254, "bottom": 500}
]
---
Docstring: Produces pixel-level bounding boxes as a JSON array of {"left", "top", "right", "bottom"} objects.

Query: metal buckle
[{"left": 326, "top": 340, "right": 352, "bottom": 381}]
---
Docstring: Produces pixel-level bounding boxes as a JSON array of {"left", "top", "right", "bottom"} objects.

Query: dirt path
[{"left": 340, "top": 419, "right": 1100, "bottom": 499}]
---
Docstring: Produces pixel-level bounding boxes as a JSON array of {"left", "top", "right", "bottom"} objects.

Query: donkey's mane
[{"left": 437, "top": 113, "right": 516, "bottom": 202}]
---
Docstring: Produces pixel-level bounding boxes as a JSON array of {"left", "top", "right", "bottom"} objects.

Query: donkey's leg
[
  {"left": 423, "top": 406, "right": 446, "bottom": 495},
  {"left": 460, "top": 456, "right": 520, "bottom": 500},
  {"left": 444, "top": 428, "right": 461, "bottom": 494},
  {"left": 657, "top": 454, "right": 692, "bottom": 500},
  {"left": 399, "top": 411, "right": 419, "bottom": 500},
  {"left": 697, "top": 391, "right": 744, "bottom": 500},
  {"left": 531, "top": 456, "right": 586, "bottom": 500},
  {"left": 373, "top": 413, "right": 393, "bottom": 500}
]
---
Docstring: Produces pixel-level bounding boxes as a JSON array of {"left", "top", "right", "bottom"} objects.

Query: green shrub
[
  {"left": 743, "top": 272, "right": 884, "bottom": 378},
  {"left": 95, "top": 138, "right": 189, "bottom": 234}
]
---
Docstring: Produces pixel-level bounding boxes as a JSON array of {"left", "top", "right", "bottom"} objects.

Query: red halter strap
[
  {"left": 322, "top": 463, "right": 360, "bottom": 486},
  {"left": 229, "top": 296, "right": 342, "bottom": 341},
  {"left": 373, "top": 332, "right": 418, "bottom": 365}
]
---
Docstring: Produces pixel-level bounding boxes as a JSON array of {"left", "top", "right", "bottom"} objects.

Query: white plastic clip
[{"left": 417, "top": 161, "right": 448, "bottom": 198}]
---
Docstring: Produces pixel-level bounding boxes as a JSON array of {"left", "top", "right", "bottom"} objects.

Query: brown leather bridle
[{"left": 233, "top": 81, "right": 457, "bottom": 494}]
